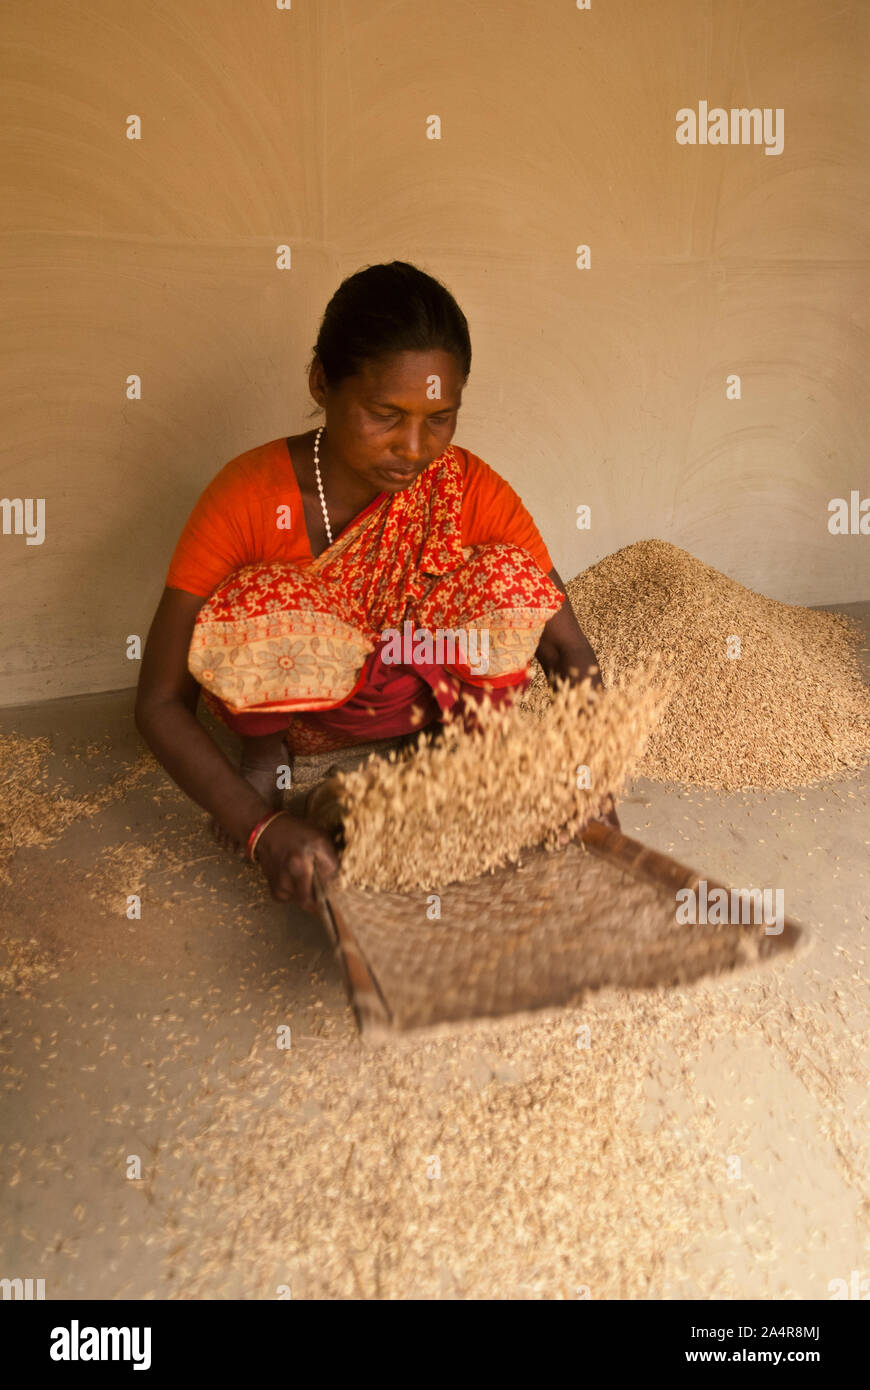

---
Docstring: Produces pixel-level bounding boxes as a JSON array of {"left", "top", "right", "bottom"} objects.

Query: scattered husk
[
  {"left": 0, "top": 934, "right": 56, "bottom": 996},
  {"left": 0, "top": 733, "right": 154, "bottom": 884}
]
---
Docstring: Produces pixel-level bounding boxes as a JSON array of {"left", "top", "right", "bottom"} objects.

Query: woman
[{"left": 135, "top": 261, "right": 613, "bottom": 914}]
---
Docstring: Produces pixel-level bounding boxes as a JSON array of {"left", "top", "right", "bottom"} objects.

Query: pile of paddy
[{"left": 523, "top": 540, "right": 870, "bottom": 792}]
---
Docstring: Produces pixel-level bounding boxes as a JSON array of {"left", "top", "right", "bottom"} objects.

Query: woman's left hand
[
  {"left": 557, "top": 801, "right": 621, "bottom": 844},
  {"left": 598, "top": 805, "right": 621, "bottom": 832}
]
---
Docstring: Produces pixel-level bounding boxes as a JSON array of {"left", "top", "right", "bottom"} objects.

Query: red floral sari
[{"left": 189, "top": 445, "right": 564, "bottom": 753}]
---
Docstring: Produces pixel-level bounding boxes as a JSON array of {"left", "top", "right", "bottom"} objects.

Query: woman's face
[{"left": 310, "top": 349, "right": 466, "bottom": 492}]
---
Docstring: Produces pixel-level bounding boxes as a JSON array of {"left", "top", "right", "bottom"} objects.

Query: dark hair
[{"left": 309, "top": 261, "right": 472, "bottom": 394}]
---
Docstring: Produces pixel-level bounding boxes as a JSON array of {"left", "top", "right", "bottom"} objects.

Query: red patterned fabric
[{"left": 190, "top": 445, "right": 564, "bottom": 754}]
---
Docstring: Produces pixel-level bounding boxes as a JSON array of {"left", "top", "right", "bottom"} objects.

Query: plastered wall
[{"left": 1, "top": 0, "right": 868, "bottom": 706}]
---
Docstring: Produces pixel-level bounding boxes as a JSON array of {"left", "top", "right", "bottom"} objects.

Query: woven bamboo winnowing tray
[{"left": 310, "top": 811, "right": 804, "bottom": 1043}]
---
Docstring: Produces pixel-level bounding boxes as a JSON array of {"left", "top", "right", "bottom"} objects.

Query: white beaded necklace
[{"left": 312, "top": 425, "right": 332, "bottom": 545}]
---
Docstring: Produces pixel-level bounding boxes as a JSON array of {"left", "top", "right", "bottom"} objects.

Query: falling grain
[{"left": 335, "top": 662, "right": 672, "bottom": 892}]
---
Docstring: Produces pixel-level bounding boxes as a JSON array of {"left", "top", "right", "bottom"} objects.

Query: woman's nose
[{"left": 393, "top": 426, "right": 427, "bottom": 463}]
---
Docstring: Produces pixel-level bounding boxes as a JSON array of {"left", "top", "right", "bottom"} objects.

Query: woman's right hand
[
  {"left": 134, "top": 588, "right": 342, "bottom": 912},
  {"left": 254, "top": 812, "right": 341, "bottom": 914}
]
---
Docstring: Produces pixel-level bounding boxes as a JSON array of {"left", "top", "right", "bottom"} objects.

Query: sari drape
[{"left": 188, "top": 445, "right": 564, "bottom": 754}]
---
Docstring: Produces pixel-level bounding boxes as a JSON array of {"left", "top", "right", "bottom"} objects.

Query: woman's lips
[{"left": 380, "top": 465, "right": 419, "bottom": 481}]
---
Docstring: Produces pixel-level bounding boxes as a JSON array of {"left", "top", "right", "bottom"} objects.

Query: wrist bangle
[{"left": 246, "top": 810, "right": 288, "bottom": 863}]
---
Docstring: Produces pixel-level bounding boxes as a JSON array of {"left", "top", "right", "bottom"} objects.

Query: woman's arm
[
  {"left": 134, "top": 587, "right": 339, "bottom": 911},
  {"left": 534, "top": 568, "right": 620, "bottom": 831},
  {"left": 535, "top": 568, "right": 604, "bottom": 692}
]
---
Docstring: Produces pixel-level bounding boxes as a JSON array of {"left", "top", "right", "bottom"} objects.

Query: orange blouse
[{"left": 166, "top": 437, "right": 553, "bottom": 598}]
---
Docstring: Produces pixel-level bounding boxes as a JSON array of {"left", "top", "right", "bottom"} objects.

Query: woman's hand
[
  {"left": 558, "top": 801, "right": 621, "bottom": 844},
  {"left": 597, "top": 803, "right": 621, "bottom": 833},
  {"left": 536, "top": 567, "right": 606, "bottom": 694},
  {"left": 135, "top": 588, "right": 341, "bottom": 910},
  {"left": 255, "top": 813, "right": 341, "bottom": 914}
]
